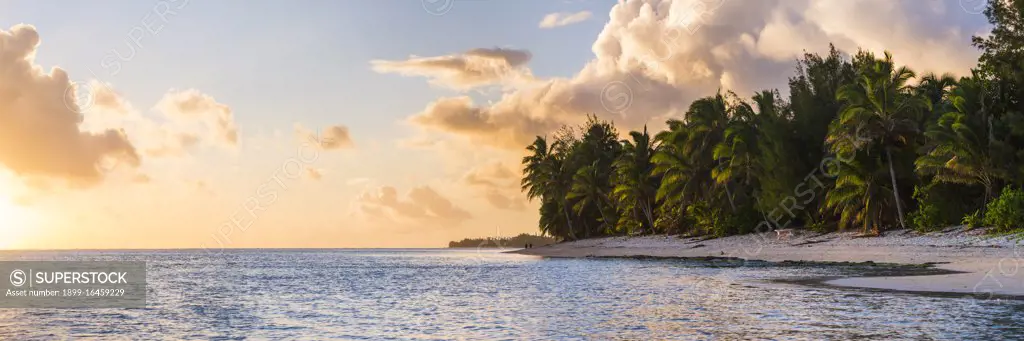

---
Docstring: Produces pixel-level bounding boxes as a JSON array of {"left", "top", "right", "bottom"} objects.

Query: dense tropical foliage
[{"left": 521, "top": 1, "right": 1024, "bottom": 240}]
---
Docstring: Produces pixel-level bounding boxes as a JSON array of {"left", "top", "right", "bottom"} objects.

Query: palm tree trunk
[
  {"left": 982, "top": 181, "right": 991, "bottom": 217},
  {"left": 677, "top": 192, "right": 693, "bottom": 235},
  {"left": 885, "top": 148, "right": 906, "bottom": 229},
  {"left": 597, "top": 205, "right": 613, "bottom": 235},
  {"left": 642, "top": 199, "right": 656, "bottom": 232},
  {"left": 724, "top": 182, "right": 737, "bottom": 213},
  {"left": 599, "top": 196, "right": 619, "bottom": 235},
  {"left": 562, "top": 204, "right": 577, "bottom": 240}
]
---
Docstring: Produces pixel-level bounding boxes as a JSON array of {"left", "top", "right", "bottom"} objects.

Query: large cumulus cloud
[
  {"left": 393, "top": 0, "right": 988, "bottom": 150},
  {"left": 0, "top": 25, "right": 140, "bottom": 184}
]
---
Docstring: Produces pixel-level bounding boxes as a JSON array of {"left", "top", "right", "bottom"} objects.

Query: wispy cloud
[
  {"left": 155, "top": 89, "right": 239, "bottom": 148},
  {"left": 539, "top": 11, "right": 592, "bottom": 28},
  {"left": 356, "top": 185, "right": 472, "bottom": 225},
  {"left": 294, "top": 124, "right": 355, "bottom": 150},
  {"left": 371, "top": 48, "right": 533, "bottom": 91}
]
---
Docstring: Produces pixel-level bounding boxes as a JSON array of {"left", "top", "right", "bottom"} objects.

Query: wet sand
[{"left": 510, "top": 227, "right": 1024, "bottom": 296}]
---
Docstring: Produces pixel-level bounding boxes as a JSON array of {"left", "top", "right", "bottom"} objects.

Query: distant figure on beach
[{"left": 775, "top": 229, "right": 795, "bottom": 240}]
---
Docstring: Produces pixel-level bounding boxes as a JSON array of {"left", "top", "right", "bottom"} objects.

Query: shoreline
[{"left": 509, "top": 226, "right": 1024, "bottom": 297}]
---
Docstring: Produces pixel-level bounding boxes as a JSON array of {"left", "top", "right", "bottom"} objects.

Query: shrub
[
  {"left": 982, "top": 187, "right": 1024, "bottom": 234},
  {"left": 911, "top": 186, "right": 946, "bottom": 232},
  {"left": 962, "top": 210, "right": 984, "bottom": 230},
  {"left": 654, "top": 202, "right": 692, "bottom": 235},
  {"left": 686, "top": 202, "right": 759, "bottom": 238},
  {"left": 686, "top": 201, "right": 717, "bottom": 236},
  {"left": 615, "top": 217, "right": 642, "bottom": 236},
  {"left": 805, "top": 217, "right": 833, "bottom": 233}
]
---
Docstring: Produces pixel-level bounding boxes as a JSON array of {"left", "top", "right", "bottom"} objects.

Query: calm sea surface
[{"left": 0, "top": 249, "right": 1022, "bottom": 340}]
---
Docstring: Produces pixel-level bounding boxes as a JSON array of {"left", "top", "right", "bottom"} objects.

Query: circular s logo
[
  {"left": 422, "top": 0, "right": 454, "bottom": 16},
  {"left": 10, "top": 269, "right": 26, "bottom": 287},
  {"left": 63, "top": 80, "right": 95, "bottom": 114},
  {"left": 600, "top": 81, "right": 634, "bottom": 115},
  {"left": 960, "top": 0, "right": 986, "bottom": 15}
]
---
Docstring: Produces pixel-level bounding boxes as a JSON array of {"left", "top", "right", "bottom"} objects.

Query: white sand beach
[{"left": 511, "top": 227, "right": 1024, "bottom": 297}]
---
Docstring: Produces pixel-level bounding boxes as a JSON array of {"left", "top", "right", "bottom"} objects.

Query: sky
[{"left": 0, "top": 0, "right": 994, "bottom": 249}]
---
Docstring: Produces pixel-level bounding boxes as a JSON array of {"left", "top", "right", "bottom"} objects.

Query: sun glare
[{"left": 0, "top": 196, "right": 33, "bottom": 249}]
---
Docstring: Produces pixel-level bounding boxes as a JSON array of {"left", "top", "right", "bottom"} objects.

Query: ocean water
[{"left": 0, "top": 249, "right": 1022, "bottom": 340}]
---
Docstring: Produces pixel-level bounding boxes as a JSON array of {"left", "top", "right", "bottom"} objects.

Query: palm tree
[
  {"left": 653, "top": 121, "right": 699, "bottom": 206},
  {"left": 567, "top": 162, "right": 616, "bottom": 235},
  {"left": 917, "top": 73, "right": 958, "bottom": 110},
  {"left": 713, "top": 91, "right": 784, "bottom": 208},
  {"left": 667, "top": 93, "right": 734, "bottom": 213},
  {"left": 830, "top": 51, "right": 932, "bottom": 230},
  {"left": 522, "top": 137, "right": 552, "bottom": 201},
  {"left": 521, "top": 136, "right": 578, "bottom": 240},
  {"left": 916, "top": 73, "right": 1010, "bottom": 208},
  {"left": 822, "top": 156, "right": 895, "bottom": 234},
  {"left": 613, "top": 127, "right": 659, "bottom": 234}
]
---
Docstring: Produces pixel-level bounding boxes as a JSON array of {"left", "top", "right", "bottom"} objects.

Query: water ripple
[{"left": 0, "top": 249, "right": 1021, "bottom": 340}]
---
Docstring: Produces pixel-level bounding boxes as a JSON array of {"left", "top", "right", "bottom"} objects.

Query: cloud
[
  {"left": 753, "top": 0, "right": 981, "bottom": 75},
  {"left": 463, "top": 161, "right": 519, "bottom": 188},
  {"left": 408, "top": 95, "right": 566, "bottom": 149},
  {"left": 371, "top": 47, "right": 534, "bottom": 90},
  {"left": 305, "top": 167, "right": 323, "bottom": 180},
  {"left": 70, "top": 82, "right": 210, "bottom": 162},
  {"left": 539, "top": 11, "right": 593, "bottom": 28},
  {"left": 483, "top": 190, "right": 527, "bottom": 211},
  {"left": 77, "top": 82, "right": 238, "bottom": 160},
  {"left": 357, "top": 185, "right": 472, "bottom": 224},
  {"left": 462, "top": 161, "right": 527, "bottom": 210},
  {"left": 0, "top": 24, "right": 140, "bottom": 185},
  {"left": 398, "top": 0, "right": 987, "bottom": 150},
  {"left": 143, "top": 130, "right": 200, "bottom": 157},
  {"left": 155, "top": 89, "right": 239, "bottom": 148},
  {"left": 88, "top": 80, "right": 134, "bottom": 117},
  {"left": 294, "top": 124, "right": 355, "bottom": 150}
]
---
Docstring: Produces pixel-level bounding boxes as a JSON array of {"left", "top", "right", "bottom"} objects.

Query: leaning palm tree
[
  {"left": 829, "top": 51, "right": 932, "bottom": 230},
  {"left": 613, "top": 127, "right": 659, "bottom": 234},
  {"left": 521, "top": 137, "right": 553, "bottom": 201},
  {"left": 916, "top": 73, "right": 1010, "bottom": 208},
  {"left": 522, "top": 136, "right": 578, "bottom": 240}
]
